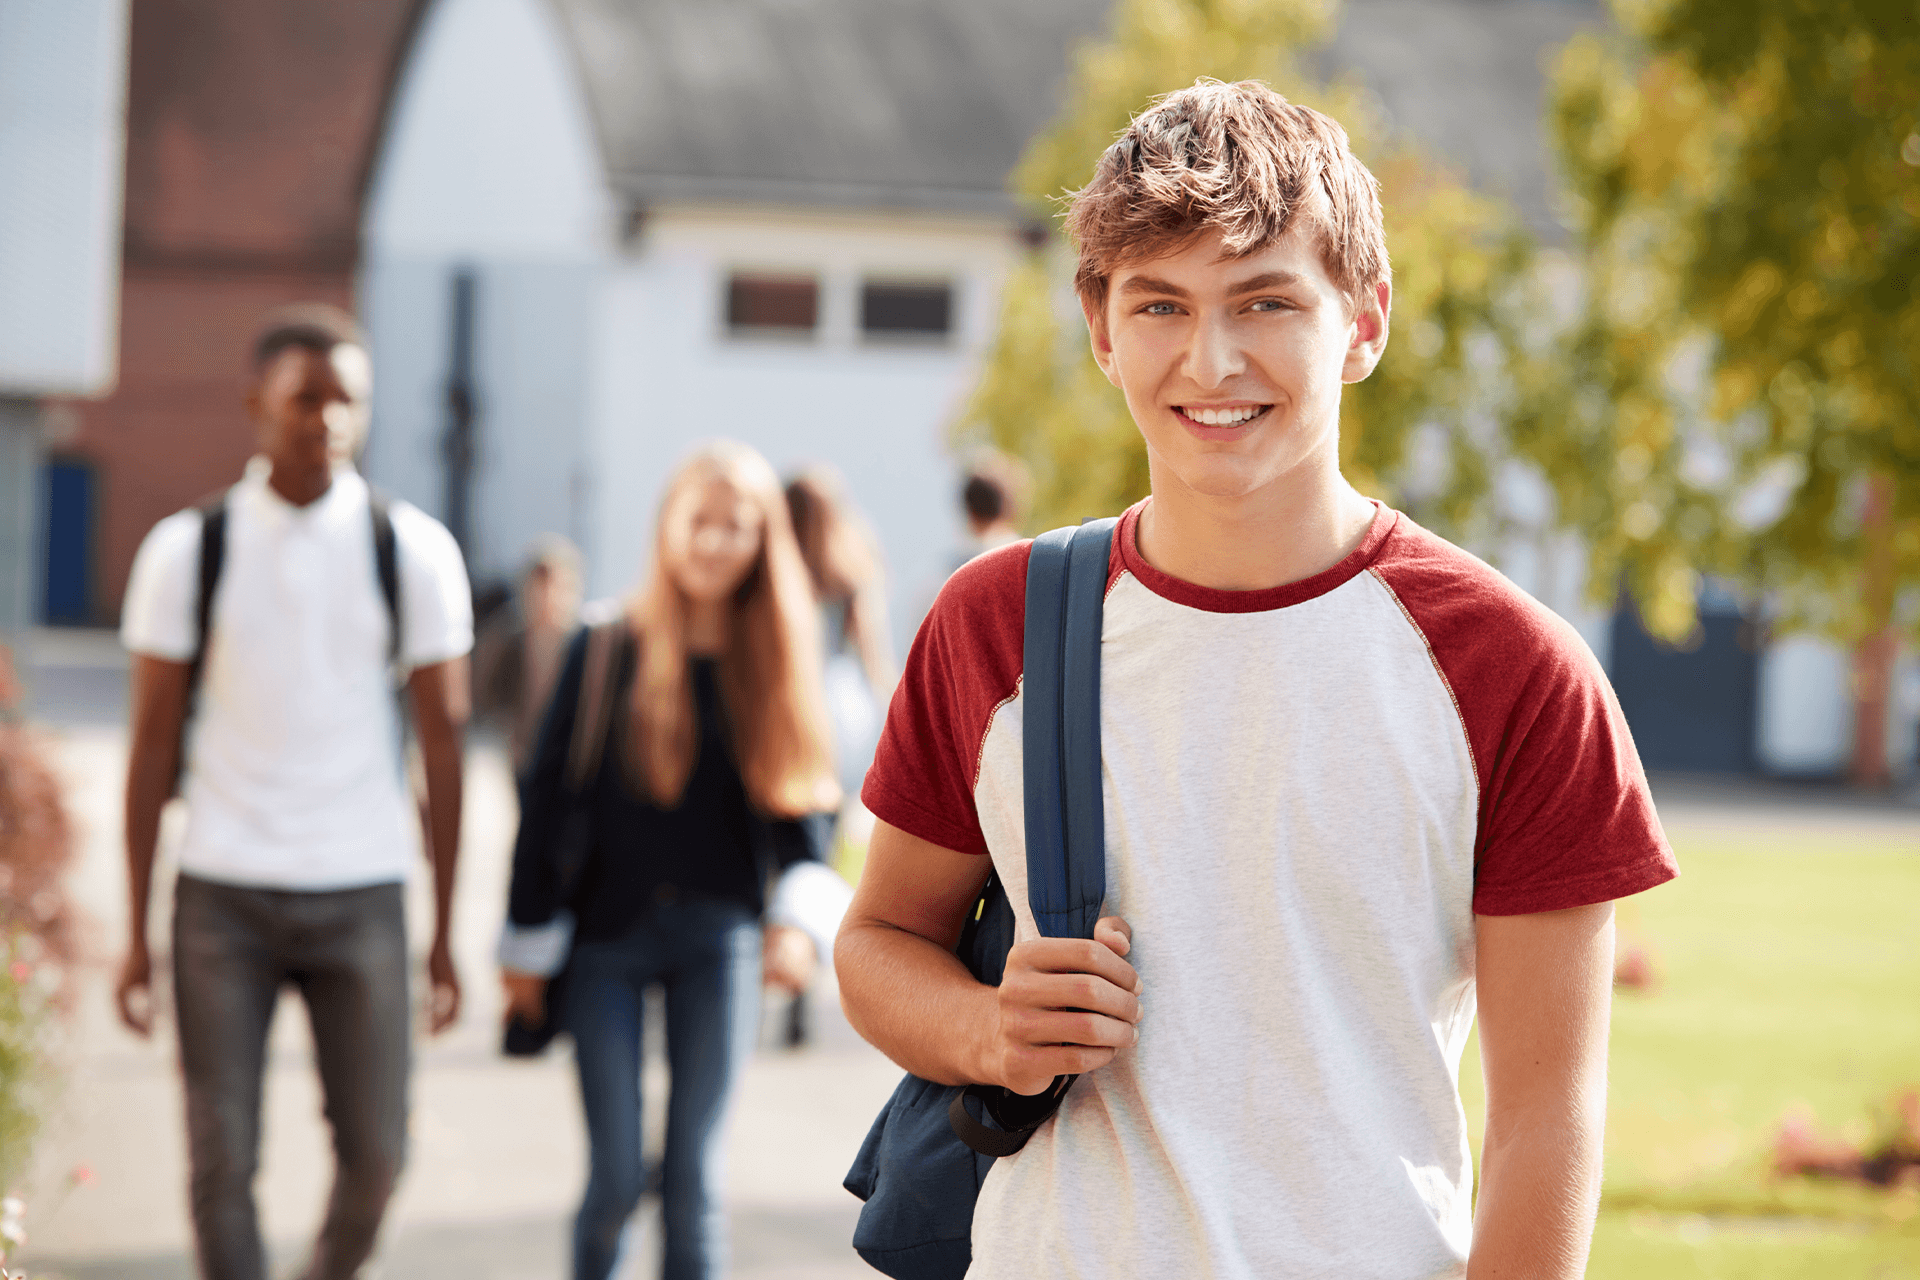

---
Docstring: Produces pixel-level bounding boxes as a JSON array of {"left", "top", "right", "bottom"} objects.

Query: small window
[
  {"left": 861, "top": 280, "right": 952, "bottom": 339},
  {"left": 727, "top": 273, "right": 818, "bottom": 335}
]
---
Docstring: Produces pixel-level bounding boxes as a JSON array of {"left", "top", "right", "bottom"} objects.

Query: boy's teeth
[{"left": 1186, "top": 405, "right": 1259, "bottom": 426}]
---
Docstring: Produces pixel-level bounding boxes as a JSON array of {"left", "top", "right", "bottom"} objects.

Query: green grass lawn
[{"left": 1460, "top": 831, "right": 1920, "bottom": 1277}]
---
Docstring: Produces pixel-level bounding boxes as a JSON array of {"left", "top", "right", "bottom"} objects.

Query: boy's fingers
[
  {"left": 1016, "top": 936, "right": 1140, "bottom": 994},
  {"left": 1031, "top": 1008, "right": 1138, "bottom": 1050},
  {"left": 1006, "top": 1045, "right": 1119, "bottom": 1094},
  {"left": 1001, "top": 968, "right": 1141, "bottom": 1027},
  {"left": 115, "top": 982, "right": 153, "bottom": 1037},
  {"left": 1094, "top": 915, "right": 1132, "bottom": 956}
]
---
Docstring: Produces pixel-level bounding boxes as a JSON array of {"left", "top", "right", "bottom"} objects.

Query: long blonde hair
[
  {"left": 784, "top": 466, "right": 897, "bottom": 697},
  {"left": 626, "top": 441, "right": 840, "bottom": 818}
]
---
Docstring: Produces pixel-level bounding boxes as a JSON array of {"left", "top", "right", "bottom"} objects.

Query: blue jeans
[{"left": 565, "top": 897, "right": 762, "bottom": 1280}]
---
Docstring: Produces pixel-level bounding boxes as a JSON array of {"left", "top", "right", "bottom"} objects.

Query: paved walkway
[
  {"left": 11, "top": 630, "right": 900, "bottom": 1279},
  {"left": 7, "top": 628, "right": 1915, "bottom": 1278}
]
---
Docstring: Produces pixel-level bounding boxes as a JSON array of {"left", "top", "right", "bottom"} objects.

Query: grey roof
[
  {"left": 1323, "top": 0, "right": 1606, "bottom": 239},
  {"left": 549, "top": 0, "right": 1599, "bottom": 230},
  {"left": 550, "top": 0, "right": 1113, "bottom": 217}
]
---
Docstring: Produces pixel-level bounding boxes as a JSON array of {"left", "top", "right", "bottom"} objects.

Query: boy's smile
[
  {"left": 1085, "top": 213, "right": 1389, "bottom": 505},
  {"left": 1173, "top": 401, "right": 1270, "bottom": 439}
]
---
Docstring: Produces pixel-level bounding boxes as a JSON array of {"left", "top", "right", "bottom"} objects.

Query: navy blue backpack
[{"left": 844, "top": 518, "right": 1117, "bottom": 1280}]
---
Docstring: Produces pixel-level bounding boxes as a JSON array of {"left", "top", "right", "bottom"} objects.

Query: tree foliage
[
  {"left": 957, "top": 0, "right": 1547, "bottom": 540},
  {"left": 1545, "top": 0, "right": 1920, "bottom": 645}
]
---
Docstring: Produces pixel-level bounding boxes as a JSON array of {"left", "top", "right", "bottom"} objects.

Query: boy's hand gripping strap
[{"left": 949, "top": 517, "right": 1117, "bottom": 1157}]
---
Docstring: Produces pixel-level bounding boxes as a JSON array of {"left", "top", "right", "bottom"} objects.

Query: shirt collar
[{"left": 237, "top": 457, "right": 365, "bottom": 530}]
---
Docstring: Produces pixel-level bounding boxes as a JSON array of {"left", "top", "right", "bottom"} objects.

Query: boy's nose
[{"left": 1183, "top": 313, "right": 1246, "bottom": 387}]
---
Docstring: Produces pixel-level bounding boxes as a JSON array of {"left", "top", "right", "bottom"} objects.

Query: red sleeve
[
  {"left": 1373, "top": 522, "right": 1678, "bottom": 915},
  {"left": 861, "top": 541, "right": 1031, "bottom": 855}
]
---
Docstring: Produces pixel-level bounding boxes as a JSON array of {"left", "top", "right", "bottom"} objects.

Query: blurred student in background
[
  {"left": 957, "top": 448, "right": 1028, "bottom": 564},
  {"left": 498, "top": 441, "right": 842, "bottom": 1280},
  {"left": 784, "top": 467, "right": 897, "bottom": 804},
  {"left": 115, "top": 304, "right": 472, "bottom": 1280},
  {"left": 474, "top": 534, "right": 585, "bottom": 771},
  {"left": 782, "top": 468, "right": 891, "bottom": 1043}
]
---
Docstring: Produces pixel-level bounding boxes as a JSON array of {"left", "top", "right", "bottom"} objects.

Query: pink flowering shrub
[{"left": 0, "top": 643, "right": 78, "bottom": 1198}]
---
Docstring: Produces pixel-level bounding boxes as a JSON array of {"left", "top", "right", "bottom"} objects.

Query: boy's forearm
[
  {"left": 410, "top": 657, "right": 469, "bottom": 949},
  {"left": 122, "top": 655, "right": 187, "bottom": 951},
  {"left": 835, "top": 918, "right": 998, "bottom": 1087},
  {"left": 1467, "top": 1099, "right": 1604, "bottom": 1278},
  {"left": 122, "top": 754, "right": 169, "bottom": 948},
  {"left": 417, "top": 723, "right": 464, "bottom": 946}
]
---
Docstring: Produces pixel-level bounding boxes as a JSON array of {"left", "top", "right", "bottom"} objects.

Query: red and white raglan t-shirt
[{"left": 863, "top": 500, "right": 1677, "bottom": 1280}]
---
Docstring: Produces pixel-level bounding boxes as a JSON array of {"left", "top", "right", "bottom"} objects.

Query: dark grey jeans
[{"left": 172, "top": 874, "right": 410, "bottom": 1280}]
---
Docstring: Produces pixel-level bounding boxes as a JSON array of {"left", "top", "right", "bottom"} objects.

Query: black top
[{"left": 507, "top": 626, "right": 828, "bottom": 941}]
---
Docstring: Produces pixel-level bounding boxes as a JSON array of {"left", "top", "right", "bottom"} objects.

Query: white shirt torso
[
  {"left": 969, "top": 568, "right": 1480, "bottom": 1279},
  {"left": 121, "top": 461, "right": 473, "bottom": 890}
]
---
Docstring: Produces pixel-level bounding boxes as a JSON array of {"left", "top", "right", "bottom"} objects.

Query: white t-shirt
[
  {"left": 864, "top": 500, "right": 1676, "bottom": 1280},
  {"left": 122, "top": 460, "right": 473, "bottom": 890}
]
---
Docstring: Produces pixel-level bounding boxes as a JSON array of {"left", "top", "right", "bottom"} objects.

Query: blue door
[
  {"left": 1609, "top": 589, "right": 1759, "bottom": 773},
  {"left": 40, "top": 460, "right": 95, "bottom": 624}
]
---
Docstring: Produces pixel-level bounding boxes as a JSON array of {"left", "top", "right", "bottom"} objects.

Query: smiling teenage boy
[{"left": 835, "top": 80, "right": 1677, "bottom": 1279}]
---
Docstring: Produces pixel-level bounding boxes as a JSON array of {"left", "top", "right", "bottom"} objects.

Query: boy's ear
[
  {"left": 1341, "top": 280, "right": 1392, "bottom": 385},
  {"left": 1081, "top": 293, "right": 1122, "bottom": 388}
]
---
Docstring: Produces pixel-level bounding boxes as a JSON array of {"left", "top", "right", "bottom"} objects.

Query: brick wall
[{"left": 57, "top": 0, "right": 427, "bottom": 621}]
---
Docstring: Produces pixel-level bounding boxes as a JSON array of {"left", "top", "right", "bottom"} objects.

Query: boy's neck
[
  {"left": 266, "top": 460, "right": 334, "bottom": 509},
  {"left": 1134, "top": 459, "right": 1377, "bottom": 593}
]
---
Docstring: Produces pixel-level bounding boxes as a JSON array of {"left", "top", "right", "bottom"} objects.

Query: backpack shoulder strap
[
  {"left": 365, "top": 486, "right": 402, "bottom": 662},
  {"left": 950, "top": 517, "right": 1119, "bottom": 1158},
  {"left": 190, "top": 492, "right": 230, "bottom": 679},
  {"left": 1021, "top": 517, "right": 1116, "bottom": 941},
  {"left": 564, "top": 619, "right": 625, "bottom": 795}
]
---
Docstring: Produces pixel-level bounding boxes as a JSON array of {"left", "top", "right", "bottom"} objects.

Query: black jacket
[{"left": 506, "top": 626, "right": 829, "bottom": 940}]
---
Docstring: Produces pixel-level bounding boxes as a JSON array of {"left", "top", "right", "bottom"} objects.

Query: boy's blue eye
[
  {"left": 1143, "top": 302, "right": 1179, "bottom": 315},
  {"left": 1249, "top": 298, "right": 1288, "bottom": 312}
]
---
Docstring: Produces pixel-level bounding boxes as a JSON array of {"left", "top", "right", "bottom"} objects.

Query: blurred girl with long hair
[
  {"left": 499, "top": 441, "right": 839, "bottom": 1280},
  {"left": 783, "top": 466, "right": 897, "bottom": 801}
]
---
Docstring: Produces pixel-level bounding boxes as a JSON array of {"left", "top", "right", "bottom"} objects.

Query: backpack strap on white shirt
[{"left": 948, "top": 515, "right": 1118, "bottom": 1158}]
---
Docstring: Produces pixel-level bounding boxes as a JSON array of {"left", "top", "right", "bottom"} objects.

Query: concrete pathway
[{"left": 10, "top": 630, "right": 901, "bottom": 1279}]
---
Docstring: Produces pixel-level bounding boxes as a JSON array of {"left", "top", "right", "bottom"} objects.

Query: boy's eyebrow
[
  {"left": 1227, "top": 271, "right": 1307, "bottom": 296},
  {"left": 1115, "top": 270, "right": 1310, "bottom": 299},
  {"left": 1116, "top": 275, "right": 1189, "bottom": 299}
]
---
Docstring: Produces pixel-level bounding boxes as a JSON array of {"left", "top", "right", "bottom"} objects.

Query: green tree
[
  {"left": 958, "top": 0, "right": 1545, "bottom": 546},
  {"left": 1547, "top": 0, "right": 1920, "bottom": 783}
]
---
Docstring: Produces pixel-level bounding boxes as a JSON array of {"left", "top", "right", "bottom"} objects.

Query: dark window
[
  {"left": 861, "top": 281, "right": 952, "bottom": 338},
  {"left": 727, "top": 273, "right": 818, "bottom": 333}
]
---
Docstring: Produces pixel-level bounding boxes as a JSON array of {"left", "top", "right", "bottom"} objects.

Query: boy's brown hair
[{"left": 1065, "top": 79, "right": 1389, "bottom": 316}]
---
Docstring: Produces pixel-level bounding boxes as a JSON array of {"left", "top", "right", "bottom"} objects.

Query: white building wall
[
  {"left": 0, "top": 0, "right": 128, "bottom": 396},
  {"left": 591, "top": 205, "right": 1017, "bottom": 653},
  {"left": 1756, "top": 636, "right": 1920, "bottom": 780},
  {"left": 1756, "top": 635, "right": 1850, "bottom": 775},
  {"left": 359, "top": 0, "right": 613, "bottom": 585}
]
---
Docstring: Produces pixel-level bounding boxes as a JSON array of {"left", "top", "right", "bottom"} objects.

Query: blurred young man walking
[{"left": 115, "top": 305, "right": 474, "bottom": 1280}]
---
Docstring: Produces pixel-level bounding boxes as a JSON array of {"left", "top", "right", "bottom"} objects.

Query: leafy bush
[{"left": 0, "top": 649, "right": 77, "bottom": 1200}]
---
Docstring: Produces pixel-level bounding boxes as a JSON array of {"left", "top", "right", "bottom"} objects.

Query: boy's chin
[{"left": 1153, "top": 448, "right": 1303, "bottom": 503}]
